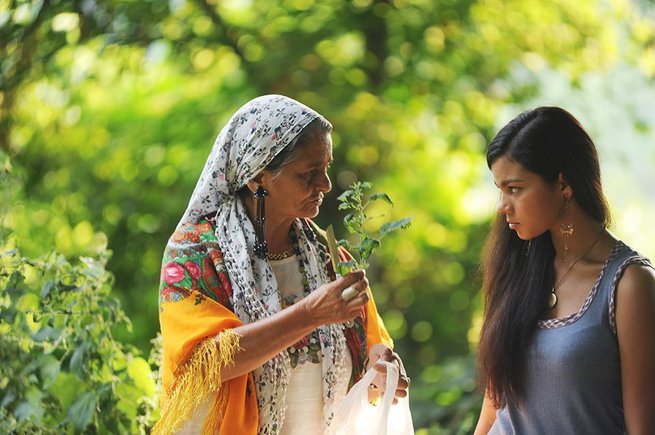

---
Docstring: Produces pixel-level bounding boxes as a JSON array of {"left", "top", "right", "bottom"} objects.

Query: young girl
[{"left": 475, "top": 107, "right": 655, "bottom": 434}]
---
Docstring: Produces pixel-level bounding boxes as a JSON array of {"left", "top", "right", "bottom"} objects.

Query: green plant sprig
[{"left": 334, "top": 181, "right": 411, "bottom": 276}]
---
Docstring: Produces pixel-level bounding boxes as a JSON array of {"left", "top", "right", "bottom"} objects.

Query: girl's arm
[
  {"left": 474, "top": 392, "right": 497, "bottom": 435},
  {"left": 616, "top": 263, "right": 655, "bottom": 434}
]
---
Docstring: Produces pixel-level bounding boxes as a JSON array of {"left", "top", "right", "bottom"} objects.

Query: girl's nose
[{"left": 497, "top": 195, "right": 510, "bottom": 215}]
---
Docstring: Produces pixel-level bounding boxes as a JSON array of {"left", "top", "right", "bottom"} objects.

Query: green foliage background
[{"left": 2, "top": 0, "right": 654, "bottom": 432}]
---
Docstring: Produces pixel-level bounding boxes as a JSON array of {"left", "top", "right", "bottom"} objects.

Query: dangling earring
[
  {"left": 253, "top": 185, "right": 268, "bottom": 259},
  {"left": 559, "top": 196, "right": 574, "bottom": 263},
  {"left": 525, "top": 239, "right": 532, "bottom": 257}
]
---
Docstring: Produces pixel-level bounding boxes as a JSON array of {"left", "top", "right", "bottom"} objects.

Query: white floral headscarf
[{"left": 179, "top": 95, "right": 349, "bottom": 434}]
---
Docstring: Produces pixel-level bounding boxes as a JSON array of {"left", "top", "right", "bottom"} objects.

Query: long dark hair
[{"left": 477, "top": 107, "right": 611, "bottom": 408}]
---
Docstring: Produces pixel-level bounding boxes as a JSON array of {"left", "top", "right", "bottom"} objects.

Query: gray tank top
[{"left": 490, "top": 241, "right": 653, "bottom": 435}]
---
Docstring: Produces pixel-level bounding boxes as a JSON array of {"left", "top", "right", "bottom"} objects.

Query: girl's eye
[{"left": 509, "top": 187, "right": 520, "bottom": 194}]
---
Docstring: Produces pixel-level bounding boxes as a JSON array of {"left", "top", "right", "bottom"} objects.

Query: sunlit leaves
[
  {"left": 316, "top": 32, "right": 366, "bottom": 67},
  {"left": 468, "top": 0, "right": 620, "bottom": 77},
  {"left": 0, "top": 247, "right": 158, "bottom": 432}
]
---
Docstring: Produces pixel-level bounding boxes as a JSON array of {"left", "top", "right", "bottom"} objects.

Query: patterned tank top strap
[{"left": 607, "top": 241, "right": 654, "bottom": 335}]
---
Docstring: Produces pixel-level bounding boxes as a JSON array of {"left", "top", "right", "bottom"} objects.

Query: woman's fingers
[
  {"left": 337, "top": 270, "right": 369, "bottom": 301},
  {"left": 337, "top": 269, "right": 367, "bottom": 289},
  {"left": 302, "top": 269, "right": 369, "bottom": 325},
  {"left": 369, "top": 374, "right": 410, "bottom": 403},
  {"left": 339, "top": 271, "right": 368, "bottom": 311},
  {"left": 370, "top": 355, "right": 410, "bottom": 403},
  {"left": 373, "top": 355, "right": 400, "bottom": 373},
  {"left": 395, "top": 374, "right": 410, "bottom": 399}
]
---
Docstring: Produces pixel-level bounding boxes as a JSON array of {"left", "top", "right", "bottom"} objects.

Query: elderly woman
[{"left": 153, "top": 95, "right": 409, "bottom": 434}]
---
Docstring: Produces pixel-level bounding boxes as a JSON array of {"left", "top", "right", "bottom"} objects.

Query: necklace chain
[
  {"left": 549, "top": 225, "right": 605, "bottom": 308},
  {"left": 267, "top": 247, "right": 295, "bottom": 261}
]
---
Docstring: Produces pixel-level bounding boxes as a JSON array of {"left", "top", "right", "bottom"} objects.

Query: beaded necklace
[
  {"left": 267, "top": 248, "right": 295, "bottom": 261},
  {"left": 284, "top": 225, "right": 321, "bottom": 366}
]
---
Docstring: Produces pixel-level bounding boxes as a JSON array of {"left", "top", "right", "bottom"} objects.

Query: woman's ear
[
  {"left": 558, "top": 172, "right": 573, "bottom": 198},
  {"left": 246, "top": 172, "right": 265, "bottom": 194}
]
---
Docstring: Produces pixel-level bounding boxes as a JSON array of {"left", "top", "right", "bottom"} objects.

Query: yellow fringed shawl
[{"left": 154, "top": 291, "right": 259, "bottom": 435}]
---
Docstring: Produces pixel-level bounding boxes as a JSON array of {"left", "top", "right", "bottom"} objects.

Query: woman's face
[
  {"left": 260, "top": 134, "right": 333, "bottom": 222},
  {"left": 490, "top": 155, "right": 566, "bottom": 240}
]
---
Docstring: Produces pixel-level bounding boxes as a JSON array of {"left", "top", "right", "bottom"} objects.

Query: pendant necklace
[{"left": 548, "top": 226, "right": 605, "bottom": 309}]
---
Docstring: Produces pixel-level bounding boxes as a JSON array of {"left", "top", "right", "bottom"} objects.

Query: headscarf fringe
[{"left": 153, "top": 330, "right": 242, "bottom": 435}]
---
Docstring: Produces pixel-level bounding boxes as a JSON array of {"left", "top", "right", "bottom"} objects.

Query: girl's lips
[{"left": 508, "top": 223, "right": 519, "bottom": 230}]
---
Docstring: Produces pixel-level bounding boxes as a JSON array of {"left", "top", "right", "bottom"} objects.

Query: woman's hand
[
  {"left": 367, "top": 343, "right": 410, "bottom": 404},
  {"left": 300, "top": 270, "right": 369, "bottom": 327},
  {"left": 220, "top": 270, "right": 368, "bottom": 381}
]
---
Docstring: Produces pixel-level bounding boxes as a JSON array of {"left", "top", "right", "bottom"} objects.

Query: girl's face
[
  {"left": 259, "top": 134, "right": 333, "bottom": 223},
  {"left": 490, "top": 155, "right": 566, "bottom": 240}
]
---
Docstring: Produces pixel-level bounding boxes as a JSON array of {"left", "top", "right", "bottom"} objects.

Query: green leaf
[
  {"left": 5, "top": 271, "right": 25, "bottom": 300},
  {"left": 369, "top": 192, "right": 393, "bottom": 205},
  {"left": 336, "top": 190, "right": 354, "bottom": 202},
  {"left": 58, "top": 284, "right": 80, "bottom": 293},
  {"left": 33, "top": 325, "right": 63, "bottom": 343},
  {"left": 127, "top": 357, "right": 156, "bottom": 397},
  {"left": 16, "top": 293, "right": 40, "bottom": 312},
  {"left": 40, "top": 279, "right": 55, "bottom": 298},
  {"left": 80, "top": 257, "right": 105, "bottom": 280},
  {"left": 115, "top": 383, "right": 142, "bottom": 421},
  {"left": 48, "top": 372, "right": 84, "bottom": 410},
  {"left": 358, "top": 181, "right": 372, "bottom": 190},
  {"left": 1, "top": 389, "right": 16, "bottom": 408},
  {"left": 67, "top": 391, "right": 98, "bottom": 431},
  {"left": 14, "top": 387, "right": 45, "bottom": 421},
  {"left": 337, "top": 260, "right": 358, "bottom": 276},
  {"left": 336, "top": 239, "right": 350, "bottom": 249},
  {"left": 358, "top": 237, "right": 380, "bottom": 262},
  {"left": 343, "top": 214, "right": 358, "bottom": 234},
  {"left": 70, "top": 343, "right": 87, "bottom": 376},
  {"left": 379, "top": 218, "right": 413, "bottom": 237},
  {"left": 39, "top": 355, "right": 61, "bottom": 389}
]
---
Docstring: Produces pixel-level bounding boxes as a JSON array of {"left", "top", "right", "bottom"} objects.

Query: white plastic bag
[{"left": 333, "top": 361, "right": 414, "bottom": 435}]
